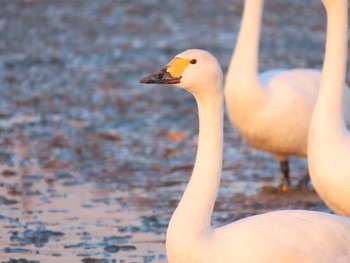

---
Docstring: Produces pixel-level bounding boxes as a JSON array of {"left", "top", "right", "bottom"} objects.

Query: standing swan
[
  {"left": 225, "top": 0, "right": 349, "bottom": 189},
  {"left": 140, "top": 49, "right": 350, "bottom": 263},
  {"left": 308, "top": 0, "right": 350, "bottom": 217}
]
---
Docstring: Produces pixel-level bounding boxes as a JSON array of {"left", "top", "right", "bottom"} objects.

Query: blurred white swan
[
  {"left": 140, "top": 48, "right": 350, "bottom": 263},
  {"left": 225, "top": 0, "right": 350, "bottom": 189},
  {"left": 308, "top": 0, "right": 350, "bottom": 217}
]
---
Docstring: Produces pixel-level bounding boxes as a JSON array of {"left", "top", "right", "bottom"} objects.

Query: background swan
[
  {"left": 225, "top": 0, "right": 350, "bottom": 189},
  {"left": 308, "top": 0, "right": 350, "bottom": 217},
  {"left": 140, "top": 49, "right": 350, "bottom": 263}
]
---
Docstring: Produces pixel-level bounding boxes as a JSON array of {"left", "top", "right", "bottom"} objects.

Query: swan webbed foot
[
  {"left": 261, "top": 183, "right": 291, "bottom": 194},
  {"left": 278, "top": 182, "right": 291, "bottom": 192}
]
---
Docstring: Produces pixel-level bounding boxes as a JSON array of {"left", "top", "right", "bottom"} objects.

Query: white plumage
[{"left": 308, "top": 0, "right": 350, "bottom": 217}]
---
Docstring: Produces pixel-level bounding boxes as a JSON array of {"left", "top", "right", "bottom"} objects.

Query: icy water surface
[{"left": 0, "top": 0, "right": 340, "bottom": 262}]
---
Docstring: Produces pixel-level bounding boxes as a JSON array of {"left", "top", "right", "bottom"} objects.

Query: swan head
[{"left": 140, "top": 49, "right": 223, "bottom": 95}]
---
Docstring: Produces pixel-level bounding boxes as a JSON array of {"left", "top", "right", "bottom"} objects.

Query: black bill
[{"left": 140, "top": 67, "right": 181, "bottom": 84}]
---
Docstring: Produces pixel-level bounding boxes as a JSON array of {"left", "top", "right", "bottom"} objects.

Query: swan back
[{"left": 211, "top": 210, "right": 350, "bottom": 263}]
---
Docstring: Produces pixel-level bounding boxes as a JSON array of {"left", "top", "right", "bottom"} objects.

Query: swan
[
  {"left": 140, "top": 49, "right": 350, "bottom": 263},
  {"left": 225, "top": 0, "right": 350, "bottom": 189},
  {"left": 308, "top": 0, "right": 350, "bottom": 217}
]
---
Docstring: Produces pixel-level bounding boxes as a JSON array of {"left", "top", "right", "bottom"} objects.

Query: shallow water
[{"left": 0, "top": 0, "right": 339, "bottom": 262}]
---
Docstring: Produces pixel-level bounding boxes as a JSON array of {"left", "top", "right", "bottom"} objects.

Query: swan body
[
  {"left": 308, "top": 0, "right": 350, "bottom": 217},
  {"left": 232, "top": 68, "right": 321, "bottom": 158},
  {"left": 225, "top": 0, "right": 350, "bottom": 188},
  {"left": 140, "top": 49, "right": 350, "bottom": 263}
]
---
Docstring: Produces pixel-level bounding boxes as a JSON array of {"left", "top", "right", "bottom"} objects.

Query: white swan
[
  {"left": 308, "top": 0, "right": 350, "bottom": 217},
  {"left": 225, "top": 0, "right": 350, "bottom": 189},
  {"left": 140, "top": 49, "right": 350, "bottom": 263}
]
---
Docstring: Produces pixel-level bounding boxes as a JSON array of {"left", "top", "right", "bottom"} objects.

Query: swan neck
[
  {"left": 313, "top": 0, "right": 347, "bottom": 132},
  {"left": 227, "top": 0, "right": 263, "bottom": 83},
  {"left": 168, "top": 89, "right": 223, "bottom": 236}
]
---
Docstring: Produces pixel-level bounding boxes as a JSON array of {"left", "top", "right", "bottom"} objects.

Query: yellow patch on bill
[{"left": 166, "top": 58, "right": 190, "bottom": 78}]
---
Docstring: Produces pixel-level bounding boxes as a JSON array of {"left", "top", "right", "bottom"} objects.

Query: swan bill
[
  {"left": 140, "top": 56, "right": 194, "bottom": 85},
  {"left": 140, "top": 67, "right": 182, "bottom": 84}
]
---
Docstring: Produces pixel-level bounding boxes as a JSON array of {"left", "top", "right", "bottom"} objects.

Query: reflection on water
[{"left": 0, "top": 160, "right": 167, "bottom": 262}]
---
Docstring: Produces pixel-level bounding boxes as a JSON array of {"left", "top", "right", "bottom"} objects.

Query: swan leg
[
  {"left": 279, "top": 160, "right": 291, "bottom": 191},
  {"left": 296, "top": 172, "right": 310, "bottom": 190}
]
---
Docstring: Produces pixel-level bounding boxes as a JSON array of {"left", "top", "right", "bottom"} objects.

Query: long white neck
[
  {"left": 226, "top": 0, "right": 263, "bottom": 85},
  {"left": 311, "top": 0, "right": 347, "bottom": 138},
  {"left": 167, "top": 88, "right": 223, "bottom": 241}
]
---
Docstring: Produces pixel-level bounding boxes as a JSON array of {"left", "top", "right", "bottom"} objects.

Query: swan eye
[{"left": 190, "top": 59, "right": 197, "bottom": 64}]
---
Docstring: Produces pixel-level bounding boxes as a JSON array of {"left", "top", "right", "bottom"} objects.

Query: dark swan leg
[{"left": 279, "top": 160, "right": 291, "bottom": 191}]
